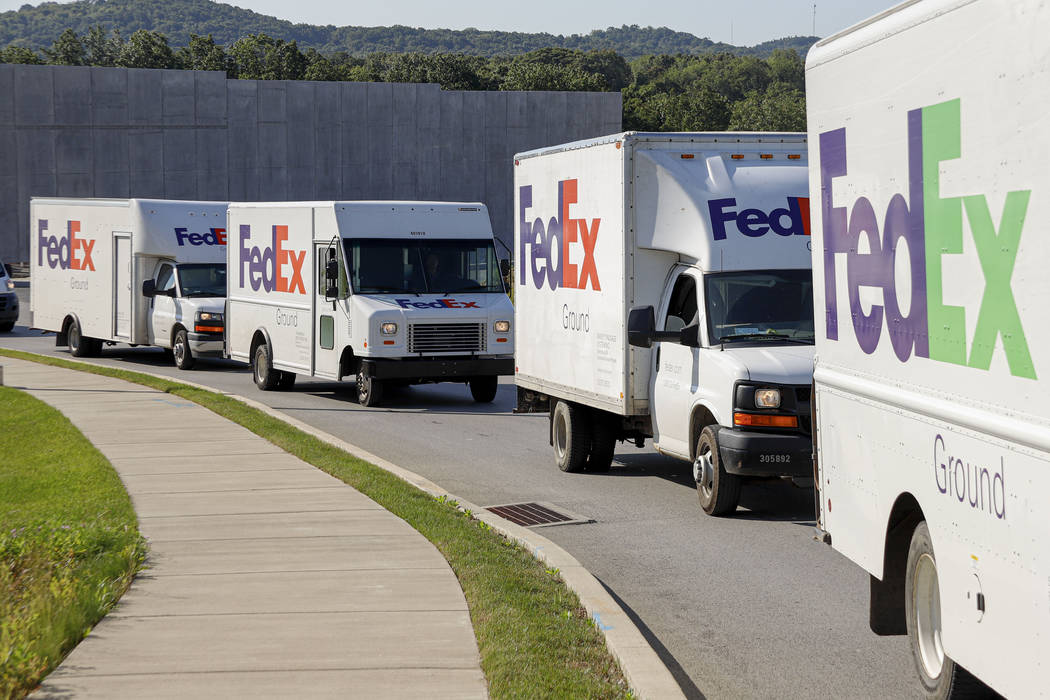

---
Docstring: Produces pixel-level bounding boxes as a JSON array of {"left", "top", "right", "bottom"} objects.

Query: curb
[{"left": 7, "top": 353, "right": 686, "bottom": 700}]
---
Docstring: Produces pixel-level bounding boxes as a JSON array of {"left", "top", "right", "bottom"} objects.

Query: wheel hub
[
  {"left": 554, "top": 412, "right": 568, "bottom": 461},
  {"left": 174, "top": 340, "right": 185, "bottom": 364},
  {"left": 694, "top": 451, "right": 714, "bottom": 494},
  {"left": 914, "top": 552, "right": 945, "bottom": 679}
]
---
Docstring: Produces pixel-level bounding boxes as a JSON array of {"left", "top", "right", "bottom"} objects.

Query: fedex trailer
[
  {"left": 808, "top": 1, "right": 1049, "bottom": 697},
  {"left": 514, "top": 132, "right": 814, "bottom": 515},
  {"left": 30, "top": 198, "right": 229, "bottom": 368},
  {"left": 225, "top": 201, "right": 514, "bottom": 406}
]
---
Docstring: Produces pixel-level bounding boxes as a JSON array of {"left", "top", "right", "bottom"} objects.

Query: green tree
[
  {"left": 501, "top": 62, "right": 604, "bottom": 91},
  {"left": 177, "top": 34, "right": 230, "bottom": 73},
  {"left": 728, "top": 82, "right": 806, "bottom": 131},
  {"left": 229, "top": 34, "right": 306, "bottom": 80},
  {"left": 83, "top": 26, "right": 123, "bottom": 67},
  {"left": 0, "top": 44, "right": 43, "bottom": 64},
  {"left": 116, "top": 30, "right": 176, "bottom": 69},
  {"left": 43, "top": 28, "right": 85, "bottom": 66},
  {"left": 576, "top": 50, "right": 632, "bottom": 91}
]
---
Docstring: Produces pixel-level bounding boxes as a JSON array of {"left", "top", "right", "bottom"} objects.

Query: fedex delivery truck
[
  {"left": 514, "top": 132, "right": 814, "bottom": 516},
  {"left": 225, "top": 201, "right": 515, "bottom": 406},
  {"left": 30, "top": 198, "right": 229, "bottom": 369},
  {"left": 808, "top": 1, "right": 1050, "bottom": 697}
]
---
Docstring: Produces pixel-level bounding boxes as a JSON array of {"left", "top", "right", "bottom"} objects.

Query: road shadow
[
  {"left": 593, "top": 576, "right": 707, "bottom": 700},
  {"left": 291, "top": 380, "right": 522, "bottom": 417}
]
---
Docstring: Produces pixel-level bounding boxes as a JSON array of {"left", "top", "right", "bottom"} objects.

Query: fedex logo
[
  {"left": 518, "top": 179, "right": 601, "bottom": 291},
  {"left": 396, "top": 298, "right": 479, "bottom": 309},
  {"left": 821, "top": 98, "right": 1035, "bottom": 379},
  {"left": 37, "top": 219, "right": 95, "bottom": 271},
  {"left": 237, "top": 224, "right": 306, "bottom": 294},
  {"left": 176, "top": 227, "right": 227, "bottom": 247},
  {"left": 708, "top": 197, "right": 810, "bottom": 240}
]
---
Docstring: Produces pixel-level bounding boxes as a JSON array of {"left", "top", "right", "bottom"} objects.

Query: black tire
[
  {"left": 0, "top": 321, "right": 14, "bottom": 333},
  {"left": 906, "top": 522, "right": 993, "bottom": 699},
  {"left": 587, "top": 410, "right": 618, "bottom": 472},
  {"left": 469, "top": 376, "right": 498, "bottom": 403},
  {"left": 695, "top": 426, "right": 742, "bottom": 516},
  {"left": 552, "top": 400, "right": 591, "bottom": 473},
  {"left": 253, "top": 343, "right": 279, "bottom": 391},
  {"left": 68, "top": 319, "right": 99, "bottom": 357},
  {"left": 357, "top": 370, "right": 384, "bottom": 407},
  {"left": 172, "top": 329, "right": 196, "bottom": 370},
  {"left": 277, "top": 371, "right": 297, "bottom": 390}
]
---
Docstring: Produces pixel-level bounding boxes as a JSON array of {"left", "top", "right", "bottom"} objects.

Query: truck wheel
[
  {"left": 552, "top": 400, "right": 591, "bottom": 473},
  {"left": 469, "top": 376, "right": 498, "bottom": 403},
  {"left": 357, "top": 370, "right": 384, "bottom": 407},
  {"left": 172, "top": 329, "right": 196, "bottom": 370},
  {"left": 906, "top": 522, "right": 991, "bottom": 699},
  {"left": 587, "top": 411, "right": 618, "bottom": 472},
  {"left": 277, "top": 371, "right": 297, "bottom": 390},
  {"left": 253, "top": 343, "right": 279, "bottom": 391},
  {"left": 68, "top": 319, "right": 99, "bottom": 357},
  {"left": 694, "top": 426, "right": 741, "bottom": 516}
]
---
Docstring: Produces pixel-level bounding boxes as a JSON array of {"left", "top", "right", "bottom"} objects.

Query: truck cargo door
[{"left": 113, "top": 233, "right": 132, "bottom": 340}]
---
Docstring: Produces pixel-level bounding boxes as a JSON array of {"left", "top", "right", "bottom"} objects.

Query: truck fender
[
  {"left": 248, "top": 327, "right": 274, "bottom": 367},
  {"left": 56, "top": 313, "right": 82, "bottom": 346},
  {"left": 688, "top": 401, "right": 723, "bottom": 460},
  {"left": 338, "top": 346, "right": 357, "bottom": 380},
  {"left": 869, "top": 494, "right": 924, "bottom": 636}
]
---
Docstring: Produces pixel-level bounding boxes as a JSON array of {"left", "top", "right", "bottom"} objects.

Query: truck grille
[{"left": 408, "top": 323, "right": 485, "bottom": 354}]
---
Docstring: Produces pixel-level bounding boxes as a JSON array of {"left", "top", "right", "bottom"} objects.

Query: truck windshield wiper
[
  {"left": 444, "top": 283, "right": 484, "bottom": 296},
  {"left": 720, "top": 332, "right": 805, "bottom": 343}
]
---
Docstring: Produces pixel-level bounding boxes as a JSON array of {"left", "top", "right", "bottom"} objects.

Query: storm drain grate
[{"left": 484, "top": 502, "right": 591, "bottom": 528}]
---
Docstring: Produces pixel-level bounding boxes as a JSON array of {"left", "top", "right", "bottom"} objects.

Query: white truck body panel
[
  {"left": 30, "top": 198, "right": 228, "bottom": 351},
  {"left": 808, "top": 1, "right": 1050, "bottom": 695},
  {"left": 514, "top": 132, "right": 811, "bottom": 418},
  {"left": 226, "top": 201, "right": 514, "bottom": 382}
]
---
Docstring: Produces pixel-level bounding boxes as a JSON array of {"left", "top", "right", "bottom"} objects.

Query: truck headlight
[
  {"left": 197, "top": 312, "right": 223, "bottom": 322},
  {"left": 754, "top": 388, "right": 781, "bottom": 408},
  {"left": 381, "top": 322, "right": 398, "bottom": 335},
  {"left": 5, "top": 279, "right": 12, "bottom": 291},
  {"left": 494, "top": 320, "right": 511, "bottom": 333}
]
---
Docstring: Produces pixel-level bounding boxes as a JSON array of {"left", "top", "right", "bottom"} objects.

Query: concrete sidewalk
[{"left": 3, "top": 358, "right": 487, "bottom": 699}]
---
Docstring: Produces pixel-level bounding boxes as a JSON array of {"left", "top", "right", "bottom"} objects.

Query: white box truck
[
  {"left": 225, "top": 201, "right": 514, "bottom": 405},
  {"left": 514, "top": 132, "right": 814, "bottom": 515},
  {"left": 30, "top": 198, "right": 229, "bottom": 369},
  {"left": 808, "top": 1, "right": 1050, "bottom": 697}
]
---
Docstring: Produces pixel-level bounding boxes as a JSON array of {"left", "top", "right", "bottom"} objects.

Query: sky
[{"left": 0, "top": 0, "right": 903, "bottom": 47}]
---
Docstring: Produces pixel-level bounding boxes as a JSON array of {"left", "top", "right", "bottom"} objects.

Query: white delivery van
[
  {"left": 225, "top": 201, "right": 515, "bottom": 405},
  {"left": 30, "top": 198, "right": 229, "bottom": 369},
  {"left": 514, "top": 132, "right": 814, "bottom": 515},
  {"left": 808, "top": 1, "right": 1050, "bottom": 697}
]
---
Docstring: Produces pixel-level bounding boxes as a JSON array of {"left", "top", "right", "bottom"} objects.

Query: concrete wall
[{"left": 0, "top": 64, "right": 622, "bottom": 262}]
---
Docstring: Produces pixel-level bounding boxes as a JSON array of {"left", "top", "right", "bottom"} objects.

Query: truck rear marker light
[
  {"left": 496, "top": 337, "right": 508, "bottom": 342},
  {"left": 788, "top": 154, "right": 802, "bottom": 160},
  {"left": 733, "top": 412, "right": 798, "bottom": 428},
  {"left": 383, "top": 340, "right": 395, "bottom": 345},
  {"left": 760, "top": 154, "right": 774, "bottom": 159},
  {"left": 681, "top": 154, "right": 695, "bottom": 159},
  {"left": 731, "top": 154, "right": 745, "bottom": 160}
]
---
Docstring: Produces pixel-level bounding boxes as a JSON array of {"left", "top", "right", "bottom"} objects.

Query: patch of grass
[
  {"left": 0, "top": 349, "right": 631, "bottom": 699},
  {"left": 0, "top": 385, "right": 146, "bottom": 700}
]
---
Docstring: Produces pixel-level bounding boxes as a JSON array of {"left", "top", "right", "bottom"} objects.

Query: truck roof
[
  {"left": 807, "top": 0, "right": 963, "bottom": 70},
  {"left": 515, "top": 131, "right": 807, "bottom": 161}
]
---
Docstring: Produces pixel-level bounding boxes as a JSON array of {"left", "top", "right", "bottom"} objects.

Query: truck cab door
[
  {"left": 650, "top": 269, "right": 702, "bottom": 458},
  {"left": 312, "top": 243, "right": 344, "bottom": 380},
  {"left": 148, "top": 262, "right": 177, "bottom": 348}
]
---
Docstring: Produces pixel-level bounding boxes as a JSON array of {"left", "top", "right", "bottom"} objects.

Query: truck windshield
[
  {"left": 177, "top": 263, "right": 226, "bottom": 298},
  {"left": 343, "top": 238, "right": 504, "bottom": 295},
  {"left": 705, "top": 270, "right": 814, "bottom": 344}
]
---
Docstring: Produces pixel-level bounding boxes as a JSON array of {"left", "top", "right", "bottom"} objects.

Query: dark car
[{"left": 0, "top": 259, "right": 19, "bottom": 332}]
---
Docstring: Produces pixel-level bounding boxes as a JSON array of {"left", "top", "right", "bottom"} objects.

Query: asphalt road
[{"left": 2, "top": 283, "right": 916, "bottom": 699}]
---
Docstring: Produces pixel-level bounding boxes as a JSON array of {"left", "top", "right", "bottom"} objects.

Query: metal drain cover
[{"left": 484, "top": 502, "right": 592, "bottom": 528}]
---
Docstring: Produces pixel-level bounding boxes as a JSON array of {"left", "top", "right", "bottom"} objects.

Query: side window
[
  {"left": 664, "top": 274, "right": 697, "bottom": 332},
  {"left": 156, "top": 264, "right": 175, "bottom": 294}
]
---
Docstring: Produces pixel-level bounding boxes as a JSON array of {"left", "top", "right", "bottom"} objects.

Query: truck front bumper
[
  {"left": 718, "top": 428, "right": 812, "bottom": 478},
  {"left": 188, "top": 331, "right": 224, "bottom": 358},
  {"left": 360, "top": 356, "right": 514, "bottom": 380}
]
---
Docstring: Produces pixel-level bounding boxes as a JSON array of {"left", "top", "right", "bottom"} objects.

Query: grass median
[
  {"left": 0, "top": 348, "right": 632, "bottom": 699},
  {"left": 0, "top": 384, "right": 146, "bottom": 700}
]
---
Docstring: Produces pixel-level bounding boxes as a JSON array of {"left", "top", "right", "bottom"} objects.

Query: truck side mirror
[
  {"left": 628, "top": 306, "right": 656, "bottom": 348},
  {"left": 680, "top": 323, "right": 701, "bottom": 348},
  {"left": 142, "top": 279, "right": 156, "bottom": 297},
  {"left": 499, "top": 258, "right": 511, "bottom": 278},
  {"left": 325, "top": 285, "right": 339, "bottom": 302},
  {"left": 325, "top": 258, "right": 339, "bottom": 282}
]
